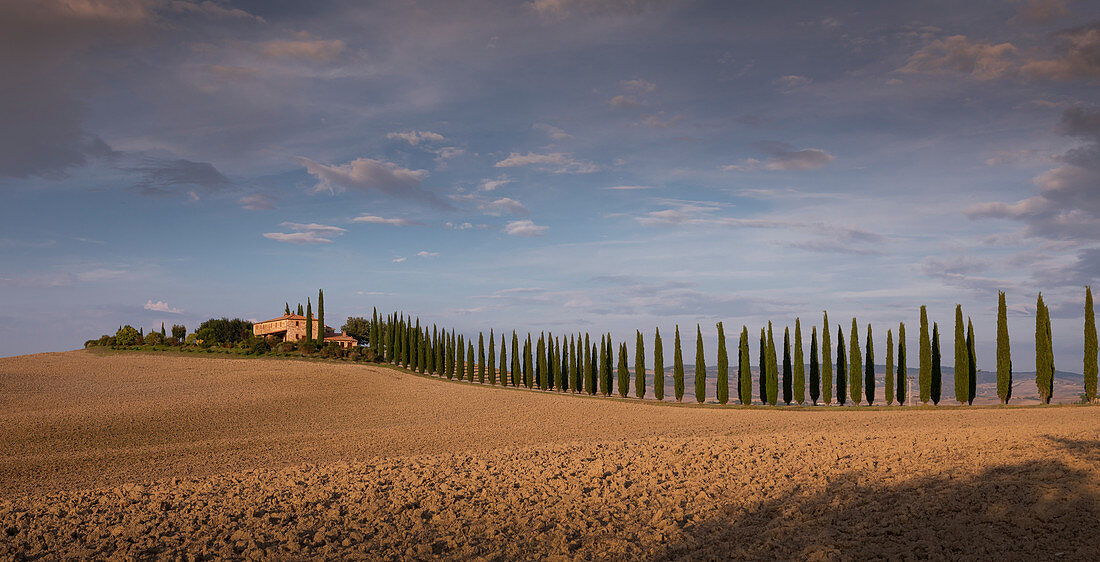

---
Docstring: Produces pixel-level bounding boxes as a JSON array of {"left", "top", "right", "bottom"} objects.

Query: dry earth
[{"left": 2, "top": 351, "right": 1099, "bottom": 560}]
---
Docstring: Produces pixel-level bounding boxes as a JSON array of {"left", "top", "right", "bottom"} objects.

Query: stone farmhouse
[{"left": 252, "top": 314, "right": 359, "bottom": 349}]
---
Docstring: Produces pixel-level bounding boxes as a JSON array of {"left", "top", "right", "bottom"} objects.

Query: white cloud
[
  {"left": 503, "top": 219, "right": 549, "bottom": 237},
  {"left": 238, "top": 193, "right": 275, "bottom": 210},
  {"left": 417, "top": 251, "right": 440, "bottom": 258},
  {"left": 494, "top": 152, "right": 598, "bottom": 173},
  {"left": 387, "top": 130, "right": 446, "bottom": 145},
  {"left": 263, "top": 222, "right": 347, "bottom": 245},
  {"left": 533, "top": 123, "right": 572, "bottom": 141},
  {"left": 621, "top": 78, "right": 657, "bottom": 94},
  {"left": 352, "top": 215, "right": 419, "bottom": 226},
  {"left": 723, "top": 142, "right": 835, "bottom": 172},
  {"left": 480, "top": 197, "right": 530, "bottom": 216},
  {"left": 298, "top": 156, "right": 446, "bottom": 207},
  {"left": 609, "top": 94, "right": 643, "bottom": 108},
  {"left": 144, "top": 300, "right": 183, "bottom": 314},
  {"left": 479, "top": 176, "right": 513, "bottom": 191},
  {"left": 392, "top": 257, "right": 407, "bottom": 263}
]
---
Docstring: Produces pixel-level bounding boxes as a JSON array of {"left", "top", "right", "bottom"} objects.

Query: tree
[
  {"left": 617, "top": 342, "right": 629, "bottom": 398},
  {"left": 654, "top": 328, "right": 664, "bottom": 401},
  {"left": 739, "top": 327, "right": 752, "bottom": 405},
  {"left": 809, "top": 326, "right": 820, "bottom": 405},
  {"left": 849, "top": 319, "right": 862, "bottom": 405},
  {"left": 822, "top": 312, "right": 833, "bottom": 405},
  {"left": 919, "top": 306, "right": 931, "bottom": 405},
  {"left": 457, "top": 334, "right": 465, "bottom": 380},
  {"left": 570, "top": 335, "right": 579, "bottom": 392},
  {"left": 285, "top": 303, "right": 291, "bottom": 315},
  {"left": 716, "top": 323, "right": 728, "bottom": 404},
  {"left": 695, "top": 325, "right": 706, "bottom": 403},
  {"left": 297, "top": 303, "right": 303, "bottom": 316},
  {"left": 967, "top": 318, "right": 976, "bottom": 406},
  {"left": 897, "top": 323, "right": 907, "bottom": 406},
  {"left": 488, "top": 330, "right": 496, "bottom": 384},
  {"left": 782, "top": 326, "right": 792, "bottom": 405},
  {"left": 467, "top": 341, "right": 475, "bottom": 382},
  {"left": 674, "top": 325, "right": 685, "bottom": 402},
  {"left": 305, "top": 298, "right": 313, "bottom": 343},
  {"left": 160, "top": 323, "right": 166, "bottom": 338},
  {"left": 537, "top": 333, "right": 547, "bottom": 390},
  {"left": 317, "top": 289, "right": 325, "bottom": 344},
  {"left": 586, "top": 335, "right": 596, "bottom": 394},
  {"left": 171, "top": 324, "right": 186, "bottom": 341},
  {"left": 794, "top": 319, "right": 805, "bottom": 406},
  {"left": 603, "top": 334, "right": 614, "bottom": 396},
  {"left": 195, "top": 318, "right": 252, "bottom": 344},
  {"left": 599, "top": 335, "right": 609, "bottom": 396},
  {"left": 1086, "top": 286, "right": 1097, "bottom": 403},
  {"left": 766, "top": 322, "right": 778, "bottom": 406},
  {"left": 885, "top": 329, "right": 894, "bottom": 405},
  {"left": 525, "top": 334, "right": 534, "bottom": 388},
  {"left": 115, "top": 325, "right": 142, "bottom": 346},
  {"left": 499, "top": 334, "right": 508, "bottom": 386},
  {"left": 954, "top": 304, "right": 968, "bottom": 405},
  {"left": 758, "top": 328, "right": 767, "bottom": 405},
  {"left": 931, "top": 323, "right": 942, "bottom": 405},
  {"left": 995, "top": 292, "right": 1011, "bottom": 404},
  {"left": 636, "top": 331, "right": 646, "bottom": 399},
  {"left": 511, "top": 331, "right": 521, "bottom": 387},
  {"left": 836, "top": 326, "right": 847, "bottom": 406},
  {"left": 1036, "top": 293, "right": 1054, "bottom": 404},
  {"left": 479, "top": 332, "right": 487, "bottom": 384},
  {"left": 412, "top": 318, "right": 421, "bottom": 371},
  {"left": 865, "top": 324, "right": 874, "bottom": 406}
]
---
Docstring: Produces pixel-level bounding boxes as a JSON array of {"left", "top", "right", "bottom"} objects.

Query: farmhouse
[{"left": 253, "top": 314, "right": 333, "bottom": 342}]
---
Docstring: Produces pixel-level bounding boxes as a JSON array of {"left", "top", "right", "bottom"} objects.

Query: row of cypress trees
[
  {"left": 284, "top": 289, "right": 327, "bottom": 345},
  {"left": 365, "top": 287, "right": 1098, "bottom": 405}
]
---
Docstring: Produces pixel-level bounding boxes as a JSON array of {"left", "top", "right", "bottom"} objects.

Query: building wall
[{"left": 254, "top": 318, "right": 329, "bottom": 341}]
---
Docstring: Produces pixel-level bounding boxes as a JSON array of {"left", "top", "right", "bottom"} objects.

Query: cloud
[
  {"left": 620, "top": 79, "right": 656, "bottom": 94},
  {"left": 532, "top": 0, "right": 669, "bottom": 19},
  {"left": 723, "top": 141, "right": 834, "bottom": 172},
  {"left": 1010, "top": 0, "right": 1070, "bottom": 25},
  {"left": 608, "top": 95, "right": 643, "bottom": 108},
  {"left": 920, "top": 256, "right": 1010, "bottom": 294},
  {"left": 968, "top": 107, "right": 1100, "bottom": 241},
  {"left": 164, "top": 1, "right": 264, "bottom": 22},
  {"left": 144, "top": 299, "right": 182, "bottom": 314},
  {"left": 785, "top": 240, "right": 884, "bottom": 256},
  {"left": 130, "top": 158, "right": 230, "bottom": 196},
  {"left": 298, "top": 156, "right": 449, "bottom": 208},
  {"left": 773, "top": 74, "right": 812, "bottom": 93},
  {"left": 263, "top": 222, "right": 346, "bottom": 245},
  {"left": 640, "top": 112, "right": 683, "bottom": 129},
  {"left": 257, "top": 39, "right": 345, "bottom": 62},
  {"left": 494, "top": 152, "right": 598, "bottom": 173},
  {"left": 392, "top": 257, "right": 407, "bottom": 263},
  {"left": 238, "top": 193, "right": 275, "bottom": 210},
  {"left": 898, "top": 35, "right": 1019, "bottom": 80},
  {"left": 387, "top": 130, "right": 446, "bottom": 145},
  {"left": 603, "top": 185, "right": 654, "bottom": 190},
  {"left": 503, "top": 219, "right": 549, "bottom": 237},
  {"left": 416, "top": 251, "right": 440, "bottom": 258},
  {"left": 0, "top": 266, "right": 128, "bottom": 288},
  {"left": 351, "top": 215, "right": 420, "bottom": 226},
  {"left": 480, "top": 197, "right": 530, "bottom": 216},
  {"left": 1019, "top": 22, "right": 1100, "bottom": 80},
  {"left": 533, "top": 123, "right": 572, "bottom": 141},
  {"left": 479, "top": 176, "right": 513, "bottom": 191}
]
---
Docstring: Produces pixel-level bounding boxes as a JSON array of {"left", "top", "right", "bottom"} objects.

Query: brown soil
[{"left": 2, "top": 351, "right": 1099, "bottom": 559}]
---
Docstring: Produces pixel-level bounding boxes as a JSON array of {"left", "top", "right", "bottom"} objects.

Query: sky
[{"left": 1, "top": 0, "right": 1098, "bottom": 371}]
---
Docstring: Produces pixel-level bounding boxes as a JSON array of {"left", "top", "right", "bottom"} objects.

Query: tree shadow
[{"left": 654, "top": 438, "right": 1100, "bottom": 560}]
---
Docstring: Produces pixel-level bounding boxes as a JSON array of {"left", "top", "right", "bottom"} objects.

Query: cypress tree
[
  {"left": 885, "top": 329, "right": 894, "bottom": 405},
  {"left": 317, "top": 289, "right": 325, "bottom": 344},
  {"left": 588, "top": 338, "right": 597, "bottom": 395},
  {"left": 636, "top": 331, "right": 646, "bottom": 399},
  {"left": 552, "top": 335, "right": 560, "bottom": 390},
  {"left": 822, "top": 312, "right": 833, "bottom": 405},
  {"left": 160, "top": 323, "right": 166, "bottom": 338},
  {"left": 865, "top": 324, "right": 874, "bottom": 406},
  {"left": 1086, "top": 286, "right": 1097, "bottom": 403},
  {"left": 500, "top": 334, "right": 508, "bottom": 386},
  {"left": 897, "top": 323, "right": 907, "bottom": 405},
  {"left": 674, "top": 325, "right": 685, "bottom": 402},
  {"left": 849, "top": 319, "right": 862, "bottom": 405},
  {"left": 738, "top": 327, "right": 751, "bottom": 405},
  {"left": 967, "top": 318, "right": 976, "bottom": 406},
  {"left": 445, "top": 331, "right": 453, "bottom": 378},
  {"left": 618, "top": 342, "right": 629, "bottom": 398},
  {"left": 766, "top": 322, "right": 778, "bottom": 406},
  {"left": 758, "top": 328, "right": 767, "bottom": 404},
  {"left": 782, "top": 326, "right": 792, "bottom": 405},
  {"left": 285, "top": 303, "right": 291, "bottom": 315},
  {"left": 372, "top": 309, "right": 380, "bottom": 356},
  {"left": 599, "top": 336, "right": 609, "bottom": 396},
  {"left": 467, "top": 341, "right": 475, "bottom": 382},
  {"left": 511, "top": 331, "right": 520, "bottom": 387},
  {"left": 457, "top": 334, "right": 465, "bottom": 380},
  {"left": 297, "top": 303, "right": 303, "bottom": 316},
  {"left": 996, "top": 292, "right": 1011, "bottom": 404},
  {"left": 584, "top": 334, "right": 593, "bottom": 394},
  {"left": 478, "top": 333, "right": 486, "bottom": 383},
  {"left": 694, "top": 325, "right": 706, "bottom": 403},
  {"left": 305, "top": 298, "right": 313, "bottom": 343},
  {"left": 716, "top": 322, "right": 728, "bottom": 404},
  {"left": 1036, "top": 294, "right": 1054, "bottom": 404},
  {"left": 412, "top": 318, "right": 421, "bottom": 371},
  {"left": 406, "top": 318, "right": 414, "bottom": 366},
  {"left": 603, "top": 334, "right": 614, "bottom": 396},
  {"left": 525, "top": 334, "right": 534, "bottom": 388},
  {"left": 954, "top": 305, "right": 968, "bottom": 405},
  {"left": 919, "top": 306, "right": 931, "bottom": 404},
  {"left": 559, "top": 337, "right": 568, "bottom": 391},
  {"left": 569, "top": 335, "right": 579, "bottom": 392},
  {"left": 488, "top": 330, "right": 496, "bottom": 384},
  {"left": 425, "top": 327, "right": 434, "bottom": 374},
  {"left": 836, "top": 326, "right": 846, "bottom": 406},
  {"left": 537, "top": 334, "right": 546, "bottom": 390},
  {"left": 654, "top": 328, "right": 665, "bottom": 401},
  {"left": 931, "top": 323, "right": 942, "bottom": 405},
  {"left": 809, "top": 326, "right": 820, "bottom": 405},
  {"left": 794, "top": 319, "right": 805, "bottom": 406}
]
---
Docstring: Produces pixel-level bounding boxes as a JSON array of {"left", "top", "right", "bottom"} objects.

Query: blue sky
[{"left": 1, "top": 0, "right": 1098, "bottom": 371}]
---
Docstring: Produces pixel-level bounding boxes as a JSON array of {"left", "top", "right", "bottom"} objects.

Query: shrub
[
  {"left": 115, "top": 325, "right": 142, "bottom": 346},
  {"left": 299, "top": 341, "right": 317, "bottom": 355},
  {"left": 144, "top": 331, "right": 165, "bottom": 346},
  {"left": 195, "top": 318, "right": 253, "bottom": 345},
  {"left": 277, "top": 342, "right": 296, "bottom": 353}
]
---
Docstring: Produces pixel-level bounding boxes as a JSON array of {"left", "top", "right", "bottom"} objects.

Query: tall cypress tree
[
  {"left": 525, "top": 334, "right": 534, "bottom": 388},
  {"left": 583, "top": 334, "right": 592, "bottom": 394},
  {"left": 849, "top": 319, "right": 862, "bottom": 405},
  {"left": 897, "top": 323, "right": 907, "bottom": 406},
  {"left": 809, "top": 326, "right": 820, "bottom": 405},
  {"left": 739, "top": 327, "right": 751, "bottom": 405},
  {"left": 569, "top": 335, "right": 579, "bottom": 392},
  {"left": 782, "top": 326, "right": 792, "bottom": 405},
  {"left": 297, "top": 303, "right": 304, "bottom": 316},
  {"left": 466, "top": 341, "right": 475, "bottom": 382},
  {"left": 500, "top": 334, "right": 508, "bottom": 386},
  {"left": 766, "top": 322, "right": 778, "bottom": 406},
  {"left": 478, "top": 333, "right": 486, "bottom": 383},
  {"left": 822, "top": 312, "right": 833, "bottom": 405},
  {"left": 617, "top": 342, "right": 629, "bottom": 398},
  {"left": 654, "top": 328, "right": 665, "bottom": 401},
  {"left": 412, "top": 318, "right": 421, "bottom": 371},
  {"left": 603, "top": 335, "right": 614, "bottom": 396},
  {"left": 967, "top": 318, "right": 976, "bottom": 406},
  {"left": 305, "top": 298, "right": 313, "bottom": 343},
  {"left": 636, "top": 331, "right": 646, "bottom": 399},
  {"left": 996, "top": 292, "right": 1011, "bottom": 404},
  {"left": 836, "top": 326, "right": 847, "bottom": 406},
  {"left": 695, "top": 325, "right": 706, "bottom": 404},
  {"left": 426, "top": 326, "right": 435, "bottom": 374},
  {"left": 758, "top": 328, "right": 767, "bottom": 404},
  {"left": 317, "top": 289, "right": 325, "bottom": 344},
  {"left": 931, "top": 323, "right": 942, "bottom": 405},
  {"left": 674, "top": 325, "right": 685, "bottom": 402},
  {"left": 537, "top": 334, "right": 546, "bottom": 390},
  {"left": 285, "top": 303, "right": 291, "bottom": 315},
  {"left": 1036, "top": 294, "right": 1054, "bottom": 404},
  {"left": 599, "top": 336, "right": 609, "bottom": 396},
  {"left": 1086, "top": 286, "right": 1097, "bottom": 403},
  {"left": 587, "top": 336, "right": 597, "bottom": 395},
  {"left": 864, "top": 324, "right": 874, "bottom": 406},
  {"left": 716, "top": 322, "right": 728, "bottom": 404},
  {"left": 919, "top": 306, "right": 931, "bottom": 404},
  {"left": 794, "top": 319, "right": 805, "bottom": 406},
  {"left": 885, "top": 329, "right": 894, "bottom": 405},
  {"left": 511, "top": 331, "right": 520, "bottom": 387},
  {"left": 457, "top": 334, "right": 465, "bottom": 380},
  {"left": 954, "top": 305, "right": 968, "bottom": 405}
]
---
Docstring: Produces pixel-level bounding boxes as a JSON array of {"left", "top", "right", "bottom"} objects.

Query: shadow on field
[{"left": 654, "top": 438, "right": 1100, "bottom": 560}]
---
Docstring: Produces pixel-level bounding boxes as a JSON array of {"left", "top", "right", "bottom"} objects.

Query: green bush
[{"left": 115, "top": 325, "right": 142, "bottom": 346}]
